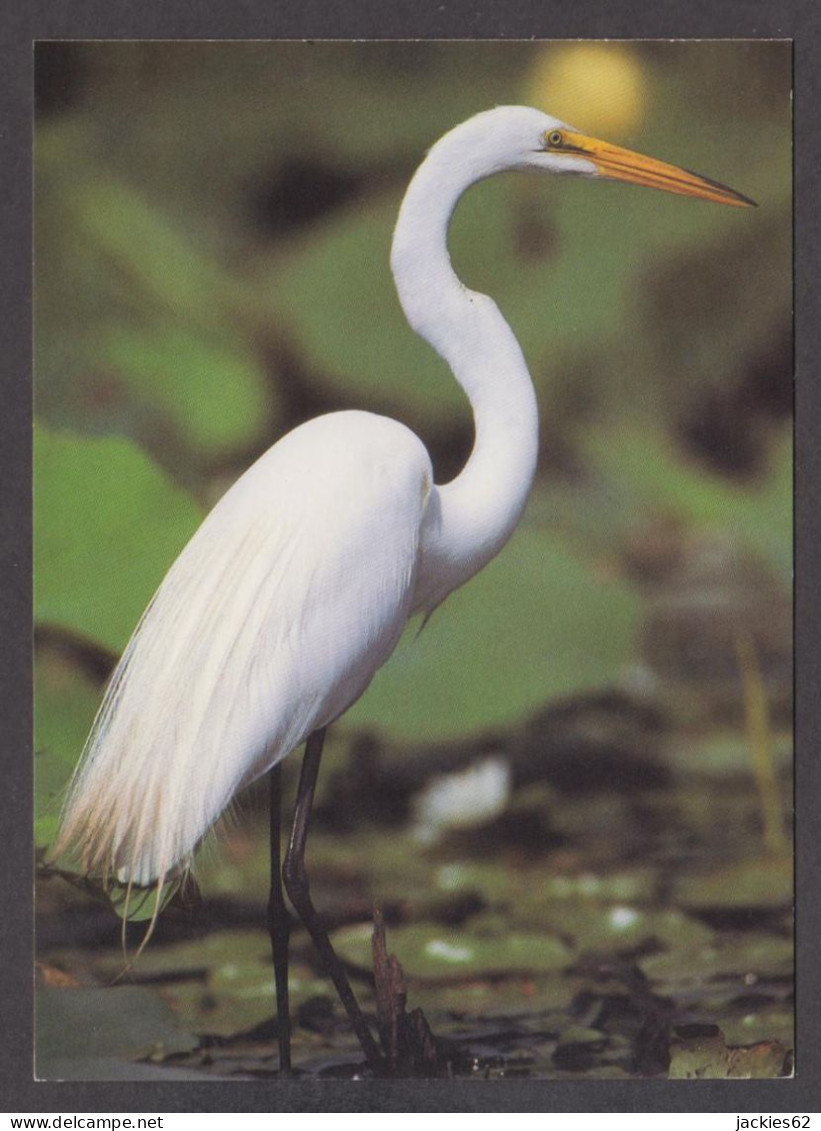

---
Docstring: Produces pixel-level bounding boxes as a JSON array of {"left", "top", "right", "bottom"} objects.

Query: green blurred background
[{"left": 34, "top": 41, "right": 793, "bottom": 1079}]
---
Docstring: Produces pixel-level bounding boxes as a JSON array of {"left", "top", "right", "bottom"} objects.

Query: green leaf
[
  {"left": 34, "top": 423, "right": 203, "bottom": 653},
  {"left": 35, "top": 157, "right": 277, "bottom": 462},
  {"left": 345, "top": 521, "right": 639, "bottom": 742},
  {"left": 73, "top": 177, "right": 233, "bottom": 325},
  {"left": 96, "top": 323, "right": 272, "bottom": 457},
  {"left": 639, "top": 934, "right": 793, "bottom": 985},
  {"left": 108, "top": 881, "right": 178, "bottom": 923}
]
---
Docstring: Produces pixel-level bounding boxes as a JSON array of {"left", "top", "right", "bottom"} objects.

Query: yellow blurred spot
[{"left": 527, "top": 43, "right": 646, "bottom": 138}]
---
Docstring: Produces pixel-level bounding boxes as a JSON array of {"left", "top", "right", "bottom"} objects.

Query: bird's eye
[{"left": 546, "top": 130, "right": 563, "bottom": 148}]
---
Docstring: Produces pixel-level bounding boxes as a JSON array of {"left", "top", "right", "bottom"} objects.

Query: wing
[{"left": 58, "top": 411, "right": 433, "bottom": 884}]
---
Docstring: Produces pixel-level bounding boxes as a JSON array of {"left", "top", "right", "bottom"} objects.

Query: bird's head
[{"left": 455, "top": 105, "right": 755, "bottom": 208}]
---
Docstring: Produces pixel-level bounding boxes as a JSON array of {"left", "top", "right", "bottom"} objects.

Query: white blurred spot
[
  {"left": 411, "top": 756, "right": 511, "bottom": 844},
  {"left": 608, "top": 905, "right": 640, "bottom": 931},
  {"left": 435, "top": 863, "right": 469, "bottom": 891},
  {"left": 425, "top": 938, "right": 474, "bottom": 963}
]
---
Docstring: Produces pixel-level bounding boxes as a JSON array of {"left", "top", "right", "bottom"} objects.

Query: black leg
[
  {"left": 283, "top": 727, "right": 383, "bottom": 1069},
  {"left": 267, "top": 761, "right": 292, "bottom": 1073}
]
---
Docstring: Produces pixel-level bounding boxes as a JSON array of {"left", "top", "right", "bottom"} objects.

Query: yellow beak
[{"left": 558, "top": 130, "right": 756, "bottom": 208}]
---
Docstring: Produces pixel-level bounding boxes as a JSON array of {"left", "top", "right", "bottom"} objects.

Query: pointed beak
[{"left": 557, "top": 130, "right": 756, "bottom": 208}]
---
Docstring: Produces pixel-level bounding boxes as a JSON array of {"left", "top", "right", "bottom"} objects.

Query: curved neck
[{"left": 391, "top": 132, "right": 539, "bottom": 601}]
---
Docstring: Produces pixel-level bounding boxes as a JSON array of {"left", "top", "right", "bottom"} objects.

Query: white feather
[{"left": 59, "top": 411, "right": 432, "bottom": 883}]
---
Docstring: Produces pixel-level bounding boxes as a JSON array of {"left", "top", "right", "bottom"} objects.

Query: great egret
[{"left": 56, "top": 106, "right": 752, "bottom": 1072}]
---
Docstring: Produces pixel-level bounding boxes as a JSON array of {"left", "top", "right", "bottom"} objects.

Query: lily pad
[
  {"left": 639, "top": 934, "right": 794, "bottom": 986},
  {"left": 345, "top": 519, "right": 639, "bottom": 742},
  {"left": 512, "top": 900, "right": 714, "bottom": 955},
  {"left": 94, "top": 927, "right": 270, "bottom": 982},
  {"left": 332, "top": 921, "right": 571, "bottom": 980},
  {"left": 92, "top": 928, "right": 331, "bottom": 1038},
  {"left": 34, "top": 424, "right": 203, "bottom": 653}
]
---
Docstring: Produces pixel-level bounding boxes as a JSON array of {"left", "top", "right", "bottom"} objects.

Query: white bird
[{"left": 56, "top": 106, "right": 752, "bottom": 1071}]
